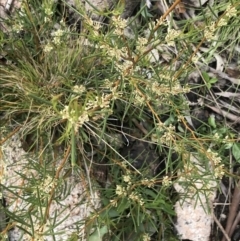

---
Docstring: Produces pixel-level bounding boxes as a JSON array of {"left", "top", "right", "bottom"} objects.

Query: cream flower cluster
[
  {"left": 112, "top": 16, "right": 128, "bottom": 29},
  {"left": 204, "top": 4, "right": 237, "bottom": 40},
  {"left": 216, "top": 5, "right": 237, "bottom": 27},
  {"left": 136, "top": 37, "right": 148, "bottom": 54},
  {"left": 114, "top": 175, "right": 144, "bottom": 206},
  {"left": 32, "top": 175, "right": 57, "bottom": 198},
  {"left": 100, "top": 43, "right": 133, "bottom": 76},
  {"left": 149, "top": 81, "right": 190, "bottom": 97},
  {"left": 165, "top": 29, "right": 182, "bottom": 46},
  {"left": 60, "top": 105, "right": 89, "bottom": 129},
  {"left": 43, "top": 28, "right": 65, "bottom": 52},
  {"left": 59, "top": 84, "right": 115, "bottom": 131},
  {"left": 85, "top": 18, "right": 102, "bottom": 37},
  {"left": 207, "top": 149, "right": 225, "bottom": 179},
  {"left": 162, "top": 175, "right": 172, "bottom": 187}
]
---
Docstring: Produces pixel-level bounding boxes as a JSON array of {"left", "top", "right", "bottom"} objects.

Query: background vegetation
[{"left": 0, "top": 0, "right": 239, "bottom": 240}]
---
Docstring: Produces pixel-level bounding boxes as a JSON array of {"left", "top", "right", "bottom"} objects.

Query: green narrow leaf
[
  {"left": 117, "top": 197, "right": 131, "bottom": 213},
  {"left": 88, "top": 226, "right": 108, "bottom": 241},
  {"left": 202, "top": 71, "right": 209, "bottom": 81},
  {"left": 208, "top": 115, "right": 216, "bottom": 128},
  {"left": 100, "top": 208, "right": 119, "bottom": 219},
  {"left": 67, "top": 232, "right": 79, "bottom": 241},
  {"left": 143, "top": 189, "right": 157, "bottom": 198},
  {"left": 232, "top": 143, "right": 240, "bottom": 163},
  {"left": 0, "top": 200, "right": 7, "bottom": 232},
  {"left": 71, "top": 127, "right": 76, "bottom": 167},
  {"left": 209, "top": 78, "right": 218, "bottom": 84}
]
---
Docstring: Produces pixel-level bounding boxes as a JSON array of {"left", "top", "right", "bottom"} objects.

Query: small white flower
[
  {"left": 141, "top": 178, "right": 155, "bottom": 188},
  {"left": 116, "top": 185, "right": 126, "bottom": 196},
  {"left": 142, "top": 233, "right": 151, "bottom": 241},
  {"left": 137, "top": 37, "right": 148, "bottom": 47},
  {"left": 73, "top": 85, "right": 86, "bottom": 94},
  {"left": 53, "top": 37, "right": 61, "bottom": 45},
  {"left": 165, "top": 29, "right": 181, "bottom": 46},
  {"left": 214, "top": 164, "right": 224, "bottom": 179},
  {"left": 123, "top": 175, "right": 131, "bottom": 183},
  {"left": 129, "top": 192, "right": 144, "bottom": 205},
  {"left": 110, "top": 199, "right": 118, "bottom": 207},
  {"left": 114, "top": 28, "right": 123, "bottom": 36},
  {"left": 60, "top": 106, "right": 69, "bottom": 119},
  {"left": 192, "top": 55, "right": 199, "bottom": 63},
  {"left": 217, "top": 18, "right": 228, "bottom": 27},
  {"left": 43, "top": 43, "right": 53, "bottom": 52},
  {"left": 78, "top": 111, "right": 89, "bottom": 126},
  {"left": 112, "top": 16, "right": 128, "bottom": 29},
  {"left": 54, "top": 29, "right": 64, "bottom": 37},
  {"left": 225, "top": 5, "right": 237, "bottom": 18},
  {"left": 213, "top": 133, "right": 220, "bottom": 140},
  {"left": 44, "top": 17, "right": 51, "bottom": 23},
  {"left": 13, "top": 22, "right": 24, "bottom": 33},
  {"left": 156, "top": 16, "right": 166, "bottom": 27},
  {"left": 45, "top": 8, "right": 53, "bottom": 16},
  {"left": 146, "top": 0, "right": 152, "bottom": 8},
  {"left": 204, "top": 22, "right": 216, "bottom": 40},
  {"left": 162, "top": 175, "right": 172, "bottom": 186}
]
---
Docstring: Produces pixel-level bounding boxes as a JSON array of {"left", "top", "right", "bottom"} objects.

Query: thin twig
[
  {"left": 0, "top": 125, "right": 22, "bottom": 145},
  {"left": 205, "top": 104, "right": 240, "bottom": 123},
  {"left": 212, "top": 212, "right": 231, "bottom": 241},
  {"left": 132, "top": 118, "right": 148, "bottom": 135},
  {"left": 222, "top": 180, "right": 240, "bottom": 241},
  {"left": 45, "top": 145, "right": 71, "bottom": 222},
  {"left": 229, "top": 211, "right": 240, "bottom": 238}
]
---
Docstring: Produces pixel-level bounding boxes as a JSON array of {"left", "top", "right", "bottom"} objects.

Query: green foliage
[
  {"left": 232, "top": 143, "right": 240, "bottom": 163},
  {"left": 208, "top": 114, "right": 217, "bottom": 128},
  {"left": 202, "top": 71, "right": 218, "bottom": 89},
  {"left": 0, "top": 0, "right": 240, "bottom": 240}
]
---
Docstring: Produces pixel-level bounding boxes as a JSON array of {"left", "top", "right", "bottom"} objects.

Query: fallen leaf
[{"left": 215, "top": 92, "right": 240, "bottom": 98}]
